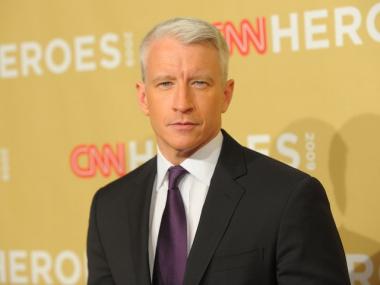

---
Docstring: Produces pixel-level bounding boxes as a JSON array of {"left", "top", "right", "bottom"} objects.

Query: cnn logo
[{"left": 70, "top": 141, "right": 154, "bottom": 178}]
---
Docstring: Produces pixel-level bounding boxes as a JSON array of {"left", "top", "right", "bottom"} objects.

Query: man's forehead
[
  {"left": 147, "top": 36, "right": 217, "bottom": 55},
  {"left": 146, "top": 58, "right": 217, "bottom": 77},
  {"left": 143, "top": 36, "right": 222, "bottom": 83}
]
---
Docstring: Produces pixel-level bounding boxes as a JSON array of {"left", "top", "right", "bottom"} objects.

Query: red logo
[
  {"left": 214, "top": 18, "right": 267, "bottom": 56},
  {"left": 70, "top": 144, "right": 126, "bottom": 178}
]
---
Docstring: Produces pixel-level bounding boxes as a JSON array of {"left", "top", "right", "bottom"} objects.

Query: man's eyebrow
[
  {"left": 189, "top": 75, "right": 214, "bottom": 83},
  {"left": 151, "top": 75, "right": 176, "bottom": 83},
  {"left": 150, "top": 74, "right": 215, "bottom": 84}
]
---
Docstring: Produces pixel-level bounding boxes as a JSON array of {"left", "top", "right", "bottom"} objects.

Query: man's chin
[{"left": 170, "top": 141, "right": 203, "bottom": 157}]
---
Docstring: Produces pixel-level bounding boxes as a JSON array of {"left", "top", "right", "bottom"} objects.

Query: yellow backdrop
[{"left": 1, "top": 0, "right": 380, "bottom": 284}]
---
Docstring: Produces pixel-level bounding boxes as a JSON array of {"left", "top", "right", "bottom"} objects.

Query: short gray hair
[{"left": 139, "top": 17, "right": 229, "bottom": 83}]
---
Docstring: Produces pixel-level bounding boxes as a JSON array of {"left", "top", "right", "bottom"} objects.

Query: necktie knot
[{"left": 168, "top": 165, "right": 187, "bottom": 190}]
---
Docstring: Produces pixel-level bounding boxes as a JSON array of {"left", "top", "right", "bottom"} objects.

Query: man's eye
[
  {"left": 158, "top": 81, "right": 173, "bottom": 88},
  {"left": 192, "top": 81, "right": 208, "bottom": 88}
]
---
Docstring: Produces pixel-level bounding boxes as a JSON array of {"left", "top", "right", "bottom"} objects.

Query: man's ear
[
  {"left": 136, "top": 81, "right": 150, "bottom": 115},
  {"left": 221, "top": 79, "right": 234, "bottom": 113}
]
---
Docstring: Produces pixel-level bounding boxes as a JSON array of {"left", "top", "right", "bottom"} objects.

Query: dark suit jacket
[{"left": 87, "top": 130, "right": 350, "bottom": 285}]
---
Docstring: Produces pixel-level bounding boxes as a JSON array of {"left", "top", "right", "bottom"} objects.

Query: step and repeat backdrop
[{"left": 1, "top": 0, "right": 380, "bottom": 284}]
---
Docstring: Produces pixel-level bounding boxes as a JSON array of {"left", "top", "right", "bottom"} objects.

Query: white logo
[
  {"left": 0, "top": 249, "right": 87, "bottom": 284},
  {"left": 0, "top": 32, "right": 134, "bottom": 79}
]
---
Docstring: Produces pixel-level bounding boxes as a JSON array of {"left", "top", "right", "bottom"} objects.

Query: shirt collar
[{"left": 156, "top": 131, "right": 223, "bottom": 190}]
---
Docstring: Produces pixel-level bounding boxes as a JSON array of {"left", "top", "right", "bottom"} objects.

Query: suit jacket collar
[{"left": 183, "top": 129, "right": 247, "bottom": 285}]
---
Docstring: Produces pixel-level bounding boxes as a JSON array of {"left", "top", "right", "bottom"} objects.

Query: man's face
[{"left": 136, "top": 37, "right": 234, "bottom": 162}]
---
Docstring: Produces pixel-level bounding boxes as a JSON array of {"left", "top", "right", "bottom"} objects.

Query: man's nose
[{"left": 172, "top": 84, "right": 193, "bottom": 113}]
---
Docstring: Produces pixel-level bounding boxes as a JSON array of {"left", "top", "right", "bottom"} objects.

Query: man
[{"left": 87, "top": 18, "right": 350, "bottom": 285}]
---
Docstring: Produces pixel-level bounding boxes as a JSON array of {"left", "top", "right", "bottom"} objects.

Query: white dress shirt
[{"left": 148, "top": 131, "right": 223, "bottom": 277}]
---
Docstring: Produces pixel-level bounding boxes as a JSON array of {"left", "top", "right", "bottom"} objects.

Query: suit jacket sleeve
[
  {"left": 87, "top": 190, "right": 116, "bottom": 285},
  {"left": 276, "top": 176, "right": 350, "bottom": 284}
]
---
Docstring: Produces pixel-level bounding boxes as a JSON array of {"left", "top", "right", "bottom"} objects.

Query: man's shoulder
[
  {"left": 221, "top": 130, "right": 311, "bottom": 188},
  {"left": 222, "top": 130, "right": 309, "bottom": 180},
  {"left": 237, "top": 143, "right": 321, "bottom": 203},
  {"left": 242, "top": 145, "right": 309, "bottom": 182},
  {"left": 94, "top": 156, "right": 156, "bottom": 201}
]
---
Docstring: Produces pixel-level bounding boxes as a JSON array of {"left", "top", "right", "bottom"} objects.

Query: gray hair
[{"left": 139, "top": 17, "right": 229, "bottom": 83}]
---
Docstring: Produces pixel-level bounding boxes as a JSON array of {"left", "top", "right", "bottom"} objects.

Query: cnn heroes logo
[
  {"left": 214, "top": 2, "right": 380, "bottom": 56},
  {"left": 2, "top": 3, "right": 380, "bottom": 80},
  {"left": 0, "top": 32, "right": 134, "bottom": 79},
  {"left": 70, "top": 132, "right": 316, "bottom": 178},
  {"left": 0, "top": 148, "right": 10, "bottom": 183},
  {"left": 0, "top": 250, "right": 86, "bottom": 284}
]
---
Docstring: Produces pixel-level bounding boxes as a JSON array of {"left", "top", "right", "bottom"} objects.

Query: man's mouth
[{"left": 169, "top": 121, "right": 199, "bottom": 130}]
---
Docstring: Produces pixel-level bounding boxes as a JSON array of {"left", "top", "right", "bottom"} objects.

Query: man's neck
[{"left": 157, "top": 131, "right": 222, "bottom": 165}]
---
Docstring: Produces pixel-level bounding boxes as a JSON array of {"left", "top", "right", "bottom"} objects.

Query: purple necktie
[{"left": 153, "top": 165, "right": 188, "bottom": 285}]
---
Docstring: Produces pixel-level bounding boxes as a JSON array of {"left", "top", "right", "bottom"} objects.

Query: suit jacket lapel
[
  {"left": 183, "top": 130, "right": 247, "bottom": 285},
  {"left": 126, "top": 157, "right": 157, "bottom": 285}
]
